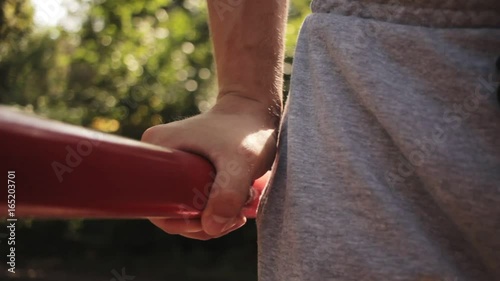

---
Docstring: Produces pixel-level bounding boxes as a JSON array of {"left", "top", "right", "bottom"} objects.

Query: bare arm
[
  {"left": 208, "top": 0, "right": 287, "bottom": 114},
  {"left": 144, "top": 0, "right": 288, "bottom": 239}
]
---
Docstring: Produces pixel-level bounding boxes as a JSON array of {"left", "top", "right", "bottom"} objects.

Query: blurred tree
[
  {"left": 2, "top": 0, "right": 217, "bottom": 139},
  {"left": 0, "top": 0, "right": 311, "bottom": 279},
  {"left": 0, "top": 0, "right": 34, "bottom": 103},
  {"left": 1, "top": 0, "right": 309, "bottom": 139}
]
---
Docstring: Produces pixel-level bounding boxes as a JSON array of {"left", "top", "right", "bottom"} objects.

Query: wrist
[{"left": 212, "top": 93, "right": 282, "bottom": 129}]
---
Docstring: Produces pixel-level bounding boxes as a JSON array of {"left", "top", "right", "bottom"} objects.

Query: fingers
[
  {"left": 149, "top": 214, "right": 247, "bottom": 241},
  {"left": 186, "top": 213, "right": 247, "bottom": 239},
  {"left": 148, "top": 218, "right": 203, "bottom": 234},
  {"left": 144, "top": 124, "right": 253, "bottom": 237},
  {"left": 141, "top": 124, "right": 183, "bottom": 148},
  {"left": 142, "top": 120, "right": 263, "bottom": 239},
  {"left": 180, "top": 231, "right": 215, "bottom": 241},
  {"left": 201, "top": 166, "right": 252, "bottom": 236}
]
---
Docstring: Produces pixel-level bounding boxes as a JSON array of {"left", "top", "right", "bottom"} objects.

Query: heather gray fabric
[{"left": 257, "top": 1, "right": 500, "bottom": 280}]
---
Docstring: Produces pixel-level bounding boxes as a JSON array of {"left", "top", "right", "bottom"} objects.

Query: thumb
[{"left": 201, "top": 161, "right": 252, "bottom": 236}]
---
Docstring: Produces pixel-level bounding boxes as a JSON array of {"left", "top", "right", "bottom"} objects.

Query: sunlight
[{"left": 31, "top": 0, "right": 88, "bottom": 32}]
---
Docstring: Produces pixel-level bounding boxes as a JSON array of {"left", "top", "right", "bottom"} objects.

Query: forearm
[{"left": 207, "top": 0, "right": 288, "bottom": 118}]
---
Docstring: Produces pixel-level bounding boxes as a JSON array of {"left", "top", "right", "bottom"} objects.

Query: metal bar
[{"left": 0, "top": 107, "right": 267, "bottom": 219}]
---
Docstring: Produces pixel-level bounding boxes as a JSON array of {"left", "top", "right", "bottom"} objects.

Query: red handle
[{"left": 0, "top": 107, "right": 268, "bottom": 219}]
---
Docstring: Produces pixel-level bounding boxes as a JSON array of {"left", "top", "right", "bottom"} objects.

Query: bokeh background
[{"left": 0, "top": 0, "right": 310, "bottom": 280}]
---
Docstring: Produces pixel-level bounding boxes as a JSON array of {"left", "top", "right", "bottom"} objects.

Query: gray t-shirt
[{"left": 257, "top": 1, "right": 500, "bottom": 280}]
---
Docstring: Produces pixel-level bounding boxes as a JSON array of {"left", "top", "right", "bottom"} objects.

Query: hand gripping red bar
[{"left": 0, "top": 107, "right": 268, "bottom": 219}]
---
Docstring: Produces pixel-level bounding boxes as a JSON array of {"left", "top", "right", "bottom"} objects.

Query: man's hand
[
  {"left": 144, "top": 0, "right": 287, "bottom": 240},
  {"left": 142, "top": 94, "right": 279, "bottom": 240}
]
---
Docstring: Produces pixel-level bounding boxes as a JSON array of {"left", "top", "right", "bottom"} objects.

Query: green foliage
[
  {"left": 0, "top": 0, "right": 310, "bottom": 140},
  {"left": 0, "top": 0, "right": 311, "bottom": 279},
  {"left": 0, "top": 0, "right": 34, "bottom": 57},
  {"left": 1, "top": 0, "right": 213, "bottom": 139}
]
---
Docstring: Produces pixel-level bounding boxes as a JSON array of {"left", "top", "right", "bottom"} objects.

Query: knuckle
[
  {"left": 211, "top": 189, "right": 246, "bottom": 215},
  {"left": 236, "top": 143, "right": 258, "bottom": 163}
]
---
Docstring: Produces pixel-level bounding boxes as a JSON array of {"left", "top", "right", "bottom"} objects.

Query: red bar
[{"left": 0, "top": 107, "right": 267, "bottom": 219}]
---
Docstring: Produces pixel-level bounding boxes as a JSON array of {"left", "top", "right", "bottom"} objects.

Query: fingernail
[
  {"left": 207, "top": 215, "right": 235, "bottom": 234},
  {"left": 244, "top": 187, "right": 256, "bottom": 205}
]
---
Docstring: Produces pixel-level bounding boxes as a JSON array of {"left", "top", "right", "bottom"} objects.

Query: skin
[{"left": 142, "top": 0, "right": 288, "bottom": 240}]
